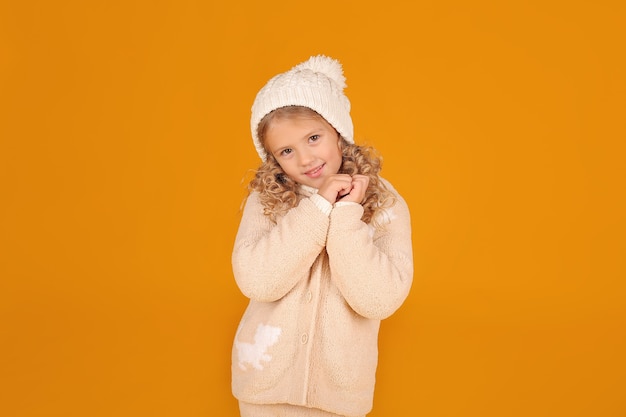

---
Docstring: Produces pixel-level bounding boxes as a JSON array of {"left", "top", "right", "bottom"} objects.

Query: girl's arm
[
  {"left": 232, "top": 192, "right": 329, "bottom": 302},
  {"left": 326, "top": 183, "right": 414, "bottom": 320}
]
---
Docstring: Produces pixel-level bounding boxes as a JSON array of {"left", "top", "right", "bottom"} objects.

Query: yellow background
[{"left": 1, "top": 1, "right": 625, "bottom": 416}]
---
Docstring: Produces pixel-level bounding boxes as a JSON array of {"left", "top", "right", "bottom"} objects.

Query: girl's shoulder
[
  {"left": 378, "top": 176, "right": 406, "bottom": 201},
  {"left": 240, "top": 190, "right": 264, "bottom": 214}
]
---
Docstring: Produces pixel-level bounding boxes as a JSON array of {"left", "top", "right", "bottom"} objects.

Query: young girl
[{"left": 231, "top": 56, "right": 413, "bottom": 417}]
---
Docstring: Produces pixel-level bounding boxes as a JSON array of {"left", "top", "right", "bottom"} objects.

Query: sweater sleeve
[
  {"left": 231, "top": 192, "right": 330, "bottom": 302},
  {"left": 326, "top": 182, "right": 414, "bottom": 320}
]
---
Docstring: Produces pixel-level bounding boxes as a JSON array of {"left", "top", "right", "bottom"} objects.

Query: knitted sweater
[{"left": 231, "top": 178, "right": 413, "bottom": 416}]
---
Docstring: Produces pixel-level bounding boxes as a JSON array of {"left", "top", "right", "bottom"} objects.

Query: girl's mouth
[{"left": 305, "top": 164, "right": 325, "bottom": 178}]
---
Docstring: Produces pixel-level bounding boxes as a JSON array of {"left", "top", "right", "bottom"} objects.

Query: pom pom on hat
[
  {"left": 292, "top": 55, "right": 347, "bottom": 90},
  {"left": 250, "top": 55, "right": 354, "bottom": 160}
]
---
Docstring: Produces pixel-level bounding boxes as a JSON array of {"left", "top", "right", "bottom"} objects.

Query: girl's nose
[{"left": 298, "top": 149, "right": 314, "bottom": 166}]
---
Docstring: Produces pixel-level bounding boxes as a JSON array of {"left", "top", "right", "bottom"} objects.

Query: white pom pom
[{"left": 293, "top": 55, "right": 346, "bottom": 89}]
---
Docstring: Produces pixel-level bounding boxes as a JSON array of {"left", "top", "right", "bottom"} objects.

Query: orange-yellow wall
[{"left": 1, "top": 1, "right": 624, "bottom": 416}]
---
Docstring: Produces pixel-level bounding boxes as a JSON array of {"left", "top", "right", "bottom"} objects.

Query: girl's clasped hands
[{"left": 318, "top": 174, "right": 370, "bottom": 204}]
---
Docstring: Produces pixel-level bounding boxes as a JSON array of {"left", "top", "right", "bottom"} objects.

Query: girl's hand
[
  {"left": 338, "top": 174, "right": 369, "bottom": 204},
  {"left": 318, "top": 174, "right": 353, "bottom": 204}
]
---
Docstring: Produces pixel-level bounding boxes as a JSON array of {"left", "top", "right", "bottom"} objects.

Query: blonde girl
[{"left": 231, "top": 56, "right": 413, "bottom": 417}]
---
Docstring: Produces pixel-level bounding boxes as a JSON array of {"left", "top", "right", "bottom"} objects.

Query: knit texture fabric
[
  {"left": 250, "top": 55, "right": 354, "bottom": 160},
  {"left": 231, "top": 179, "right": 413, "bottom": 416}
]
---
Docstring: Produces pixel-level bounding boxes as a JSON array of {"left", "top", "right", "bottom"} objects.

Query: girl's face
[{"left": 264, "top": 115, "right": 343, "bottom": 189}]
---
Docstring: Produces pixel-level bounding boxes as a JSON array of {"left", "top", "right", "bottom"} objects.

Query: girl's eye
[
  {"left": 281, "top": 148, "right": 293, "bottom": 156},
  {"left": 309, "top": 134, "right": 320, "bottom": 142}
]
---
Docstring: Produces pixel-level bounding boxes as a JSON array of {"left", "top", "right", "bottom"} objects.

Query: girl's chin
[{"left": 299, "top": 177, "right": 323, "bottom": 189}]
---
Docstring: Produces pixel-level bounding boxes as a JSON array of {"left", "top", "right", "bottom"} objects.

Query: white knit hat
[{"left": 250, "top": 55, "right": 354, "bottom": 160}]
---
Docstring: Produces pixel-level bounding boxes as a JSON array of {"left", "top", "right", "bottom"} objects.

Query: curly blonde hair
[{"left": 249, "top": 106, "right": 395, "bottom": 228}]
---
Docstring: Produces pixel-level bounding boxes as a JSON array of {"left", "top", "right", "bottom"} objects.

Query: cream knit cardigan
[{"left": 231, "top": 178, "right": 413, "bottom": 416}]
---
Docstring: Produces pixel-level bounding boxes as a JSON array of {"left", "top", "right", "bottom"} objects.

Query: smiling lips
[{"left": 305, "top": 164, "right": 325, "bottom": 178}]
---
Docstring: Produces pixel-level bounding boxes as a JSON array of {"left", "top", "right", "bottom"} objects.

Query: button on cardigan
[{"left": 231, "top": 178, "right": 413, "bottom": 416}]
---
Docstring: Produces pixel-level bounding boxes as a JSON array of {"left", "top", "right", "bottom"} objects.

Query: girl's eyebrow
[{"left": 302, "top": 129, "right": 323, "bottom": 139}]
